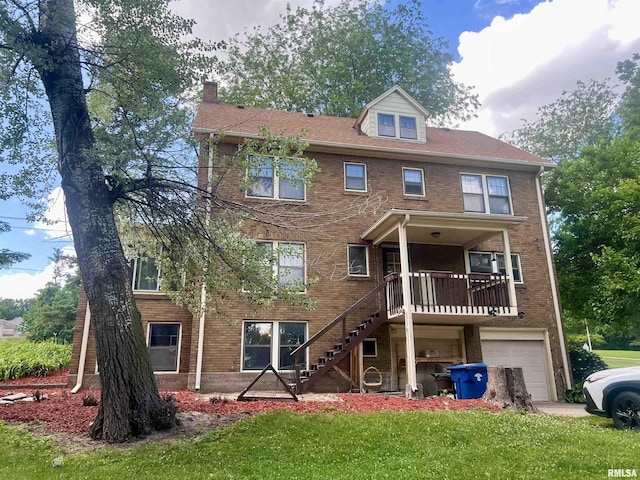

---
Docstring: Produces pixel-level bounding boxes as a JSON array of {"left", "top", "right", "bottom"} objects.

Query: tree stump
[{"left": 482, "top": 366, "right": 539, "bottom": 412}]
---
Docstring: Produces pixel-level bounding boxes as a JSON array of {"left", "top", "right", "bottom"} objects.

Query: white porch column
[
  {"left": 501, "top": 229, "right": 517, "bottom": 315},
  {"left": 398, "top": 217, "right": 420, "bottom": 397}
]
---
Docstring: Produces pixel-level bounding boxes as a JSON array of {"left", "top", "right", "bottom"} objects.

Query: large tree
[
  {"left": 511, "top": 54, "right": 640, "bottom": 346},
  {"left": 0, "top": 0, "right": 215, "bottom": 442},
  {"left": 545, "top": 130, "right": 640, "bottom": 345},
  {"left": 502, "top": 79, "right": 618, "bottom": 162},
  {"left": 217, "top": 0, "right": 479, "bottom": 124}
]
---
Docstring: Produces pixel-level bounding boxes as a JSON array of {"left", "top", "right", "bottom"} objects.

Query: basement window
[{"left": 147, "top": 323, "right": 181, "bottom": 373}]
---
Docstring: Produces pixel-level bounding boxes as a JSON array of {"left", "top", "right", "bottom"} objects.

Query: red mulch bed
[{"left": 0, "top": 372, "right": 500, "bottom": 436}]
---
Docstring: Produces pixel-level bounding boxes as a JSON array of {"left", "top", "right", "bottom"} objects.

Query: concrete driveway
[{"left": 535, "top": 402, "right": 589, "bottom": 417}]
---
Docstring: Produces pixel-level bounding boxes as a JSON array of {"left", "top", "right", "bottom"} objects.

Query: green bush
[
  {"left": 569, "top": 343, "right": 608, "bottom": 384},
  {"left": 0, "top": 339, "right": 71, "bottom": 380}
]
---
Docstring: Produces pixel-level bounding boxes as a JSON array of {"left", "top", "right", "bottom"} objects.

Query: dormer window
[
  {"left": 400, "top": 116, "right": 417, "bottom": 139},
  {"left": 376, "top": 113, "right": 418, "bottom": 140},
  {"left": 378, "top": 113, "right": 395, "bottom": 137}
]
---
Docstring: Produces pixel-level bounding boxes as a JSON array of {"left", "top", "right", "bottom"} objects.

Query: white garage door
[{"left": 482, "top": 340, "right": 550, "bottom": 401}]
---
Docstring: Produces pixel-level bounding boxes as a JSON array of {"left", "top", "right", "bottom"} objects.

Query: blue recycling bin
[{"left": 447, "top": 363, "right": 488, "bottom": 399}]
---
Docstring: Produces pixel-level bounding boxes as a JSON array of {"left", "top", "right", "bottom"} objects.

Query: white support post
[
  {"left": 502, "top": 229, "right": 517, "bottom": 315},
  {"left": 398, "top": 217, "right": 420, "bottom": 397}
]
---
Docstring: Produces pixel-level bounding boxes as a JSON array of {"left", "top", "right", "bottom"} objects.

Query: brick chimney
[{"left": 202, "top": 81, "right": 218, "bottom": 103}]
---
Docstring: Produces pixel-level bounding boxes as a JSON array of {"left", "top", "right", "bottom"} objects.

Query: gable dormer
[{"left": 355, "top": 85, "right": 430, "bottom": 143}]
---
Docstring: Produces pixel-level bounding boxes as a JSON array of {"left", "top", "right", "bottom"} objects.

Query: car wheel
[{"left": 611, "top": 391, "right": 640, "bottom": 430}]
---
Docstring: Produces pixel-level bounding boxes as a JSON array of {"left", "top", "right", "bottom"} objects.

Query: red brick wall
[{"left": 70, "top": 136, "right": 567, "bottom": 396}]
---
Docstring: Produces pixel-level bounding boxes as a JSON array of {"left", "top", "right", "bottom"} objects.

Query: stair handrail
[{"left": 291, "top": 272, "right": 398, "bottom": 364}]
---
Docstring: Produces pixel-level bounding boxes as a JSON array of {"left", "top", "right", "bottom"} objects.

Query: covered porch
[{"left": 361, "top": 209, "right": 526, "bottom": 396}]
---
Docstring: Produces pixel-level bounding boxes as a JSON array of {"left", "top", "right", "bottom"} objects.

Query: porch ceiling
[{"left": 361, "top": 209, "right": 527, "bottom": 249}]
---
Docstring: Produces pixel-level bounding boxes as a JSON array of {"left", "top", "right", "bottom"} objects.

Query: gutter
[
  {"left": 535, "top": 165, "right": 571, "bottom": 390},
  {"left": 194, "top": 134, "right": 215, "bottom": 391},
  {"left": 70, "top": 302, "right": 91, "bottom": 394}
]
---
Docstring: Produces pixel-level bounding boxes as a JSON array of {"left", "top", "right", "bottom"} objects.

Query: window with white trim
[
  {"left": 132, "top": 257, "right": 161, "bottom": 291},
  {"left": 255, "top": 241, "right": 306, "bottom": 290},
  {"left": 344, "top": 162, "right": 367, "bottom": 192},
  {"left": 242, "top": 321, "right": 307, "bottom": 371},
  {"left": 460, "top": 174, "right": 512, "bottom": 214},
  {"left": 399, "top": 116, "right": 417, "bottom": 139},
  {"left": 247, "top": 156, "right": 305, "bottom": 201},
  {"left": 377, "top": 113, "right": 395, "bottom": 137},
  {"left": 348, "top": 244, "right": 369, "bottom": 276},
  {"left": 468, "top": 251, "right": 522, "bottom": 283},
  {"left": 403, "top": 167, "right": 425, "bottom": 196},
  {"left": 147, "top": 323, "right": 181, "bottom": 372}
]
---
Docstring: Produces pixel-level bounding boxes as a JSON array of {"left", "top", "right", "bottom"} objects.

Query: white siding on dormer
[
  {"left": 360, "top": 114, "right": 371, "bottom": 136},
  {"left": 362, "top": 91, "right": 426, "bottom": 142}
]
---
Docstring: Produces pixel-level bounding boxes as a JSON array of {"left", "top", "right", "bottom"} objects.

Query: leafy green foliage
[
  {"left": 568, "top": 343, "right": 607, "bottom": 384},
  {"left": 546, "top": 131, "right": 640, "bottom": 338},
  {"left": 503, "top": 79, "right": 617, "bottom": 161},
  {"left": 0, "top": 339, "right": 71, "bottom": 380},
  {"left": 0, "top": 298, "right": 31, "bottom": 320},
  {"left": 617, "top": 53, "right": 640, "bottom": 131},
  {"left": 218, "top": 0, "right": 478, "bottom": 124},
  {"left": 18, "top": 252, "right": 80, "bottom": 343},
  {"left": 20, "top": 282, "right": 79, "bottom": 344},
  {"left": 132, "top": 129, "right": 320, "bottom": 318},
  {"left": 565, "top": 332, "right": 606, "bottom": 350},
  {"left": 0, "top": 221, "right": 30, "bottom": 269}
]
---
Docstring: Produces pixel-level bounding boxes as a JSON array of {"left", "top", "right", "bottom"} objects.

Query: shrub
[
  {"left": 569, "top": 343, "right": 608, "bottom": 383},
  {"left": 0, "top": 339, "right": 71, "bottom": 380}
]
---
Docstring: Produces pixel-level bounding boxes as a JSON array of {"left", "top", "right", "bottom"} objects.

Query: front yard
[{"left": 0, "top": 406, "right": 638, "bottom": 479}]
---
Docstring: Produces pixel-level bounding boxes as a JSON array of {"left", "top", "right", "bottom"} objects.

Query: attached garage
[{"left": 480, "top": 328, "right": 555, "bottom": 402}]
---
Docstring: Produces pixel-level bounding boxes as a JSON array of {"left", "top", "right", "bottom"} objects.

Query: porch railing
[{"left": 386, "top": 271, "right": 512, "bottom": 316}]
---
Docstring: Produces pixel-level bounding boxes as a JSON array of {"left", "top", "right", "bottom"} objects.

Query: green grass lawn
[
  {"left": 594, "top": 349, "right": 640, "bottom": 369},
  {"left": 1, "top": 410, "right": 638, "bottom": 479}
]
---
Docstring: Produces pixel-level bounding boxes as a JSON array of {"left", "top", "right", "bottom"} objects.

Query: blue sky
[{"left": 1, "top": 0, "right": 639, "bottom": 300}]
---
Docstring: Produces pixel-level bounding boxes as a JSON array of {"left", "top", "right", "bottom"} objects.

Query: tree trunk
[
  {"left": 482, "top": 366, "right": 539, "bottom": 412},
  {"left": 36, "top": 0, "right": 175, "bottom": 442}
]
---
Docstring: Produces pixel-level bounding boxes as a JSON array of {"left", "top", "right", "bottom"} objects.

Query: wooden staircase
[
  {"left": 294, "top": 311, "right": 387, "bottom": 393},
  {"left": 289, "top": 273, "right": 398, "bottom": 394}
]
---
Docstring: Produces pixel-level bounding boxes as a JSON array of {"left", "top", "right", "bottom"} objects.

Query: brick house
[{"left": 68, "top": 83, "right": 571, "bottom": 401}]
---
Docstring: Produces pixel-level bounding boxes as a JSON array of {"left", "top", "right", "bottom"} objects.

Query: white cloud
[
  {"left": 452, "top": 0, "right": 640, "bottom": 137},
  {"left": 35, "top": 186, "right": 72, "bottom": 241},
  {"left": 170, "top": 0, "right": 342, "bottom": 59},
  {"left": 0, "top": 245, "right": 76, "bottom": 300}
]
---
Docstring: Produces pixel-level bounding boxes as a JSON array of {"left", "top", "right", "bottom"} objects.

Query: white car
[{"left": 583, "top": 366, "right": 640, "bottom": 430}]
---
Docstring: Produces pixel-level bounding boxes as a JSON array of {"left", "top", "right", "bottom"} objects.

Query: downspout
[
  {"left": 398, "top": 214, "right": 419, "bottom": 396},
  {"left": 536, "top": 165, "right": 571, "bottom": 390},
  {"left": 70, "top": 302, "right": 90, "bottom": 394},
  {"left": 194, "top": 135, "right": 214, "bottom": 391}
]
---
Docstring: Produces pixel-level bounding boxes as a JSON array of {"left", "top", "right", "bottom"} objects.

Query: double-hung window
[
  {"left": 254, "top": 241, "right": 306, "bottom": 291},
  {"left": 403, "top": 167, "right": 425, "bottom": 196},
  {"left": 247, "top": 156, "right": 305, "bottom": 201},
  {"left": 496, "top": 253, "right": 522, "bottom": 283},
  {"left": 399, "top": 116, "right": 417, "bottom": 139},
  {"left": 377, "top": 113, "right": 396, "bottom": 137},
  {"left": 147, "top": 323, "right": 181, "bottom": 372},
  {"left": 348, "top": 244, "right": 369, "bottom": 276},
  {"left": 344, "top": 162, "right": 367, "bottom": 192},
  {"left": 460, "top": 174, "right": 512, "bottom": 214},
  {"left": 132, "top": 257, "right": 161, "bottom": 292},
  {"left": 242, "top": 321, "right": 307, "bottom": 371},
  {"left": 468, "top": 251, "right": 522, "bottom": 283}
]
